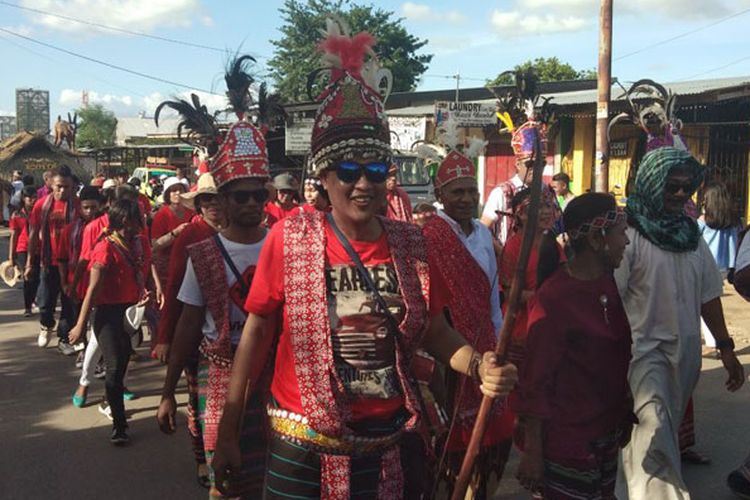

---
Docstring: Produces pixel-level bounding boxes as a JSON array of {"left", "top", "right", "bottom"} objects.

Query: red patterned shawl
[
  {"left": 187, "top": 238, "right": 235, "bottom": 451},
  {"left": 282, "top": 211, "right": 430, "bottom": 500},
  {"left": 422, "top": 215, "right": 513, "bottom": 452}
]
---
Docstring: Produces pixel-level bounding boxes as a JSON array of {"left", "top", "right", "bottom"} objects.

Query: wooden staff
[{"left": 451, "top": 132, "right": 547, "bottom": 500}]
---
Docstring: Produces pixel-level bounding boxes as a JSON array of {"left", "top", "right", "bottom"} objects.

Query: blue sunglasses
[{"left": 335, "top": 161, "right": 389, "bottom": 184}]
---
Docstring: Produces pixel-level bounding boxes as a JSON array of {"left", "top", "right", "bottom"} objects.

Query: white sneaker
[{"left": 37, "top": 326, "right": 51, "bottom": 348}]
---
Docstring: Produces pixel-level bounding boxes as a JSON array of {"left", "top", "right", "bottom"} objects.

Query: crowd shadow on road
[{"left": 0, "top": 283, "right": 203, "bottom": 500}]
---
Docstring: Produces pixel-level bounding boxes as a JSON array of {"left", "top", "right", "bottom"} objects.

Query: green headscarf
[{"left": 626, "top": 147, "right": 704, "bottom": 253}]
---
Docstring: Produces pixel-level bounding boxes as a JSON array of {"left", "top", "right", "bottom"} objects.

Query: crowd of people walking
[{"left": 3, "top": 20, "right": 750, "bottom": 500}]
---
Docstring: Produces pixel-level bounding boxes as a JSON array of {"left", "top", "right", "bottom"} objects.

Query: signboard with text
[
  {"left": 434, "top": 101, "right": 496, "bottom": 127},
  {"left": 285, "top": 118, "right": 314, "bottom": 155}
]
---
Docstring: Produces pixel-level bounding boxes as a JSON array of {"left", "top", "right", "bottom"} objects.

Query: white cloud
[
  {"left": 20, "top": 0, "right": 212, "bottom": 34},
  {"left": 401, "top": 2, "right": 466, "bottom": 24},
  {"left": 57, "top": 88, "right": 228, "bottom": 117},
  {"left": 491, "top": 10, "right": 588, "bottom": 35},
  {"left": 1, "top": 24, "right": 34, "bottom": 36}
]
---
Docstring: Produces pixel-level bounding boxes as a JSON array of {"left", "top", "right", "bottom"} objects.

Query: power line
[
  {"left": 0, "top": 31, "right": 148, "bottom": 99},
  {"left": 424, "top": 74, "right": 487, "bottom": 82},
  {"left": 0, "top": 27, "right": 221, "bottom": 95},
  {"left": 0, "top": 0, "right": 271, "bottom": 58},
  {"left": 614, "top": 7, "right": 750, "bottom": 61},
  {"left": 679, "top": 55, "right": 750, "bottom": 81}
]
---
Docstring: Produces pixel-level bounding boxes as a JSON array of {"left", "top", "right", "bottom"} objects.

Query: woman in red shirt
[
  {"left": 301, "top": 176, "right": 329, "bottom": 213},
  {"left": 68, "top": 199, "right": 152, "bottom": 445},
  {"left": 516, "top": 193, "right": 634, "bottom": 499},
  {"left": 499, "top": 186, "right": 559, "bottom": 367},
  {"left": 150, "top": 177, "right": 194, "bottom": 288},
  {"left": 9, "top": 186, "right": 38, "bottom": 316}
]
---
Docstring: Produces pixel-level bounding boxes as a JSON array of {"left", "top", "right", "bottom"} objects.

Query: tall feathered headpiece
[
  {"left": 307, "top": 17, "right": 393, "bottom": 174},
  {"left": 211, "top": 53, "right": 269, "bottom": 187},
  {"left": 154, "top": 93, "right": 221, "bottom": 157},
  {"left": 608, "top": 79, "right": 685, "bottom": 152},
  {"left": 488, "top": 70, "right": 553, "bottom": 162}
]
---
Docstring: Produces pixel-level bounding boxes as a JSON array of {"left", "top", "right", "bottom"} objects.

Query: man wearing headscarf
[{"left": 614, "top": 147, "right": 744, "bottom": 499}]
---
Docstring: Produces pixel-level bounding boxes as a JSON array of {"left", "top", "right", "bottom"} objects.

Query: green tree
[
  {"left": 269, "top": 0, "right": 433, "bottom": 102},
  {"left": 76, "top": 104, "right": 117, "bottom": 149},
  {"left": 488, "top": 57, "right": 596, "bottom": 86}
]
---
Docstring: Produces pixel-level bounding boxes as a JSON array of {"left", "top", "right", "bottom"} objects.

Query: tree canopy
[
  {"left": 488, "top": 57, "right": 596, "bottom": 86},
  {"left": 76, "top": 104, "right": 117, "bottom": 149},
  {"left": 269, "top": 0, "right": 433, "bottom": 103}
]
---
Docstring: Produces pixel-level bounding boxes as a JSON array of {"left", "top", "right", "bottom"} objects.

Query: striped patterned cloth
[{"left": 543, "top": 431, "right": 620, "bottom": 500}]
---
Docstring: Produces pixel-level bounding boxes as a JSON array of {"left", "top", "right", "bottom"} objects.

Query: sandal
[
  {"left": 681, "top": 449, "right": 711, "bottom": 465},
  {"left": 72, "top": 385, "right": 88, "bottom": 408},
  {"left": 197, "top": 463, "right": 211, "bottom": 489}
]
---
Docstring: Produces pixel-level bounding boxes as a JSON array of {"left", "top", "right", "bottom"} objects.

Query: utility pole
[
  {"left": 595, "top": 0, "right": 613, "bottom": 192},
  {"left": 453, "top": 72, "right": 461, "bottom": 103}
]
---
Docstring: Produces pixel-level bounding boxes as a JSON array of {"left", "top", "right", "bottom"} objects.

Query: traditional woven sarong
[
  {"left": 188, "top": 238, "right": 269, "bottom": 498},
  {"left": 198, "top": 357, "right": 266, "bottom": 498},
  {"left": 543, "top": 431, "right": 620, "bottom": 500}
]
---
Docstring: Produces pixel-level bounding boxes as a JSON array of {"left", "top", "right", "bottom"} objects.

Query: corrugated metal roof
[{"left": 385, "top": 76, "right": 750, "bottom": 116}]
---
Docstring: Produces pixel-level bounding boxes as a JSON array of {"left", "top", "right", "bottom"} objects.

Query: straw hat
[
  {"left": 180, "top": 173, "right": 218, "bottom": 210},
  {"left": 0, "top": 260, "right": 22, "bottom": 287}
]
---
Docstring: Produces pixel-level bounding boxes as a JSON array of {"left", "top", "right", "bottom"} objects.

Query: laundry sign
[{"left": 435, "top": 101, "right": 496, "bottom": 127}]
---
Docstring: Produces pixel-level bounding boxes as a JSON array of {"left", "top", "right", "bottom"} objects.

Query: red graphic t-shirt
[{"left": 246, "top": 219, "right": 449, "bottom": 422}]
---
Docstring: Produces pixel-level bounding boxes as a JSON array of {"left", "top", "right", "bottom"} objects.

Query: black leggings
[
  {"left": 93, "top": 303, "right": 132, "bottom": 429},
  {"left": 16, "top": 252, "right": 39, "bottom": 310}
]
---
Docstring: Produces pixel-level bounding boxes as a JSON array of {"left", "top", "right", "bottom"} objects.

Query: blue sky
[{"left": 2, "top": 0, "right": 750, "bottom": 122}]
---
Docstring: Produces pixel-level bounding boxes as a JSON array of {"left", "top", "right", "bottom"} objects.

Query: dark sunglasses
[
  {"left": 335, "top": 161, "right": 389, "bottom": 184},
  {"left": 664, "top": 181, "right": 693, "bottom": 195},
  {"left": 226, "top": 188, "right": 269, "bottom": 205}
]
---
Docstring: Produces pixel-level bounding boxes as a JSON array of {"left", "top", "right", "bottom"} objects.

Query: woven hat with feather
[
  {"left": 489, "top": 70, "right": 555, "bottom": 162},
  {"left": 413, "top": 118, "right": 487, "bottom": 189},
  {"left": 154, "top": 55, "right": 277, "bottom": 189},
  {"left": 307, "top": 18, "right": 393, "bottom": 175},
  {"left": 209, "top": 55, "right": 269, "bottom": 188}
]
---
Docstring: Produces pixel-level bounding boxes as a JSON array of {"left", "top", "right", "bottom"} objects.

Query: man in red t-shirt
[
  {"left": 26, "top": 165, "right": 81, "bottom": 350},
  {"left": 263, "top": 173, "right": 300, "bottom": 225}
]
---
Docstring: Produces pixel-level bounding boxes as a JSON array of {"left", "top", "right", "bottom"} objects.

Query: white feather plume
[
  {"left": 412, "top": 143, "right": 445, "bottom": 163},
  {"left": 465, "top": 136, "right": 488, "bottom": 159},
  {"left": 437, "top": 118, "right": 460, "bottom": 150}
]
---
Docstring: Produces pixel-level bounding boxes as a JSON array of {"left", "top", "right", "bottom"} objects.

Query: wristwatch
[{"left": 716, "top": 338, "right": 735, "bottom": 352}]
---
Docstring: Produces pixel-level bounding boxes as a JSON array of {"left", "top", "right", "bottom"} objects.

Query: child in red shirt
[
  {"left": 69, "top": 199, "right": 152, "bottom": 445},
  {"left": 9, "top": 186, "right": 38, "bottom": 316},
  {"left": 57, "top": 186, "right": 103, "bottom": 304}
]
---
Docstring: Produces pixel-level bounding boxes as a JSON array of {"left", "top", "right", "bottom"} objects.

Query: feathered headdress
[
  {"left": 608, "top": 79, "right": 685, "bottom": 152},
  {"left": 307, "top": 18, "right": 393, "bottom": 174},
  {"left": 488, "top": 70, "right": 553, "bottom": 161},
  {"left": 414, "top": 117, "right": 487, "bottom": 189},
  {"left": 154, "top": 93, "right": 221, "bottom": 157}
]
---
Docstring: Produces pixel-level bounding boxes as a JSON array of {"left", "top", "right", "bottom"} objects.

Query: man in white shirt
[
  {"left": 156, "top": 105, "right": 273, "bottom": 496},
  {"left": 421, "top": 132, "right": 508, "bottom": 496},
  {"left": 480, "top": 161, "right": 528, "bottom": 246},
  {"left": 614, "top": 147, "right": 744, "bottom": 500}
]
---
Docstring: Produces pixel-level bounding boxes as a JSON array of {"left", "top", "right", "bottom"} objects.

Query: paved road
[{"left": 1, "top": 229, "right": 749, "bottom": 500}]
